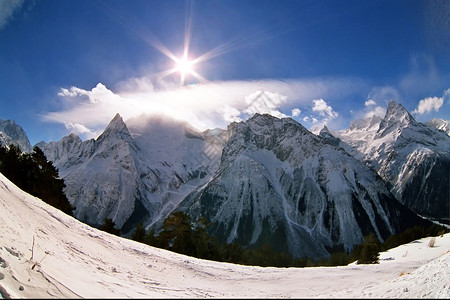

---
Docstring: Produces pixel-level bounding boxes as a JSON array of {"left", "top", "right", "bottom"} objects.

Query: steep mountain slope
[
  {"left": 179, "top": 114, "right": 430, "bottom": 259},
  {"left": 0, "top": 118, "right": 32, "bottom": 152},
  {"left": 38, "top": 113, "right": 226, "bottom": 233},
  {"left": 337, "top": 101, "right": 450, "bottom": 222},
  {"left": 37, "top": 114, "right": 146, "bottom": 231}
]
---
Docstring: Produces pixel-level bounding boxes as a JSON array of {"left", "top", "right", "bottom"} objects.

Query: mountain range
[
  {"left": 335, "top": 101, "right": 450, "bottom": 223},
  {"left": 1, "top": 100, "right": 448, "bottom": 259}
]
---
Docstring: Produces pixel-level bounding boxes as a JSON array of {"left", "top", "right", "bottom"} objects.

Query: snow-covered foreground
[{"left": 0, "top": 173, "right": 449, "bottom": 299}]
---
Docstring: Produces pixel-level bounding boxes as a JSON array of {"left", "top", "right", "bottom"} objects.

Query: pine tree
[
  {"left": 0, "top": 145, "right": 74, "bottom": 215},
  {"left": 99, "top": 218, "right": 121, "bottom": 236},
  {"left": 131, "top": 222, "right": 146, "bottom": 243},
  {"left": 158, "top": 211, "right": 194, "bottom": 256},
  {"left": 357, "top": 233, "right": 380, "bottom": 264}
]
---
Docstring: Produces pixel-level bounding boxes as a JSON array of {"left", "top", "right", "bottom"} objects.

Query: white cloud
[
  {"left": 65, "top": 123, "right": 98, "bottom": 139},
  {"left": 312, "top": 98, "right": 338, "bottom": 118},
  {"left": 0, "top": 0, "right": 24, "bottom": 29},
  {"left": 41, "top": 76, "right": 369, "bottom": 140},
  {"left": 303, "top": 116, "right": 310, "bottom": 122},
  {"left": 218, "top": 105, "right": 242, "bottom": 123},
  {"left": 291, "top": 108, "right": 301, "bottom": 117},
  {"left": 368, "top": 86, "right": 401, "bottom": 104},
  {"left": 399, "top": 54, "right": 441, "bottom": 96},
  {"left": 412, "top": 96, "right": 444, "bottom": 115},
  {"left": 445, "top": 88, "right": 450, "bottom": 103},
  {"left": 364, "top": 106, "right": 386, "bottom": 119},
  {"left": 243, "top": 90, "right": 287, "bottom": 118},
  {"left": 365, "top": 99, "right": 376, "bottom": 106}
]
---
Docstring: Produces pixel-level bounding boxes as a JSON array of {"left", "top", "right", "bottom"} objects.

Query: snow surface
[{"left": 0, "top": 172, "right": 449, "bottom": 298}]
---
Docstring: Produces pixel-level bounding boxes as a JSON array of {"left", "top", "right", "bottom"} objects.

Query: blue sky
[{"left": 1, "top": 0, "right": 449, "bottom": 145}]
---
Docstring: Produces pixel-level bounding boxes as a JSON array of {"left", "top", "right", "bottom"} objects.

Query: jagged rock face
[
  {"left": 179, "top": 114, "right": 427, "bottom": 259},
  {"left": 39, "top": 113, "right": 227, "bottom": 233},
  {"left": 337, "top": 101, "right": 450, "bottom": 222},
  {"left": 0, "top": 119, "right": 32, "bottom": 152}
]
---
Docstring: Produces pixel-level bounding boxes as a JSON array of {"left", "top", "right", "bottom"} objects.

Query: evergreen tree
[
  {"left": 191, "top": 216, "right": 211, "bottom": 259},
  {"left": 0, "top": 145, "right": 74, "bottom": 215},
  {"left": 158, "top": 211, "right": 194, "bottom": 256},
  {"left": 99, "top": 218, "right": 121, "bottom": 236},
  {"left": 357, "top": 233, "right": 380, "bottom": 264},
  {"left": 145, "top": 228, "right": 158, "bottom": 246},
  {"left": 131, "top": 221, "right": 146, "bottom": 243}
]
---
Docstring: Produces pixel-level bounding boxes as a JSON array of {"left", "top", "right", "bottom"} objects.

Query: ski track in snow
[{"left": 0, "top": 172, "right": 449, "bottom": 298}]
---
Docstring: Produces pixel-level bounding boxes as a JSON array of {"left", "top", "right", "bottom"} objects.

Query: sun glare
[{"left": 175, "top": 56, "right": 194, "bottom": 76}]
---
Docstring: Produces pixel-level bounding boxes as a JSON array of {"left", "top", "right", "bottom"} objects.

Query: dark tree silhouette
[
  {"left": 0, "top": 145, "right": 74, "bottom": 215},
  {"left": 99, "top": 218, "right": 121, "bottom": 236}
]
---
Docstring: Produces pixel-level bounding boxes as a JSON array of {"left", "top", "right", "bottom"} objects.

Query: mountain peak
[
  {"left": 385, "top": 100, "right": 414, "bottom": 124},
  {"left": 104, "top": 113, "right": 126, "bottom": 132},
  {"left": 320, "top": 125, "right": 330, "bottom": 133},
  {"left": 0, "top": 118, "right": 32, "bottom": 152},
  {"left": 376, "top": 100, "right": 416, "bottom": 137},
  {"left": 96, "top": 113, "right": 134, "bottom": 143}
]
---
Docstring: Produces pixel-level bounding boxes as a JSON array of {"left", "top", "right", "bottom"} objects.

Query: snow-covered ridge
[
  {"left": 426, "top": 118, "right": 450, "bottom": 136},
  {"left": 0, "top": 172, "right": 448, "bottom": 298},
  {"left": 336, "top": 100, "right": 450, "bottom": 222}
]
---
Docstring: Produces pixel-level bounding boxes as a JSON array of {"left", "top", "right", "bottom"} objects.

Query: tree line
[
  {"left": 0, "top": 144, "right": 74, "bottom": 215},
  {"left": 129, "top": 211, "right": 447, "bottom": 268}
]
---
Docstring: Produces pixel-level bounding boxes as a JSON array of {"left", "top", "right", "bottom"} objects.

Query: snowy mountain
[
  {"left": 35, "top": 111, "right": 436, "bottom": 259},
  {"left": 1, "top": 168, "right": 449, "bottom": 298},
  {"left": 426, "top": 118, "right": 450, "bottom": 136},
  {"left": 178, "top": 113, "right": 430, "bottom": 259},
  {"left": 37, "top": 113, "right": 227, "bottom": 233},
  {"left": 0, "top": 118, "right": 32, "bottom": 152},
  {"left": 337, "top": 101, "right": 450, "bottom": 223},
  {"left": 4, "top": 105, "right": 444, "bottom": 260}
]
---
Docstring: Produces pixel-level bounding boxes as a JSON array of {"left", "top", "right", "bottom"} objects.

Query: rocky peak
[
  {"left": 376, "top": 101, "right": 416, "bottom": 138},
  {"left": 223, "top": 114, "right": 323, "bottom": 167},
  {"left": 0, "top": 118, "right": 32, "bottom": 152},
  {"left": 319, "top": 125, "right": 341, "bottom": 147},
  {"left": 97, "top": 113, "right": 133, "bottom": 143}
]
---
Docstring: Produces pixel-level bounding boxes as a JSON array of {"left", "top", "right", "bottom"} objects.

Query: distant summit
[
  {"left": 336, "top": 100, "right": 450, "bottom": 223},
  {"left": 0, "top": 118, "right": 32, "bottom": 152},
  {"left": 425, "top": 118, "right": 450, "bottom": 136}
]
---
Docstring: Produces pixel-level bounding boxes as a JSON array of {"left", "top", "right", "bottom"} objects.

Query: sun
[
  {"left": 167, "top": 53, "right": 207, "bottom": 86},
  {"left": 175, "top": 56, "right": 194, "bottom": 76}
]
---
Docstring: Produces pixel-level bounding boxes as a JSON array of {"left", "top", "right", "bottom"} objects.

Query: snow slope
[{"left": 0, "top": 172, "right": 448, "bottom": 298}]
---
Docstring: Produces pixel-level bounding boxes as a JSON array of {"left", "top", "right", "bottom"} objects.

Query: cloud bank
[{"left": 42, "top": 77, "right": 367, "bottom": 139}]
